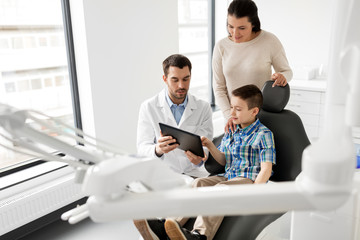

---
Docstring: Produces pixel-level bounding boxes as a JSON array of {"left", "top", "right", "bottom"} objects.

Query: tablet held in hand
[{"left": 159, "top": 123, "right": 204, "bottom": 158}]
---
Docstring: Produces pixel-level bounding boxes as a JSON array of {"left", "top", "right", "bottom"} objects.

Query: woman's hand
[
  {"left": 224, "top": 118, "right": 236, "bottom": 133},
  {"left": 271, "top": 73, "right": 287, "bottom": 87}
]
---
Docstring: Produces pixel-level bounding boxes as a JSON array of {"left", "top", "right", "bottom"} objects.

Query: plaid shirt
[{"left": 219, "top": 119, "right": 276, "bottom": 181}]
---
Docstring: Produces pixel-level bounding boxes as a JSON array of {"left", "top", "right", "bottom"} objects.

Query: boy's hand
[
  {"left": 185, "top": 150, "right": 206, "bottom": 165},
  {"left": 201, "top": 136, "right": 213, "bottom": 148},
  {"left": 155, "top": 131, "right": 178, "bottom": 157},
  {"left": 201, "top": 136, "right": 226, "bottom": 166}
]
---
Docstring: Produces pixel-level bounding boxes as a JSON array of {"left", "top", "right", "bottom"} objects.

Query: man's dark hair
[
  {"left": 162, "top": 54, "right": 192, "bottom": 77},
  {"left": 163, "top": 54, "right": 191, "bottom": 77},
  {"left": 227, "top": 0, "right": 261, "bottom": 32},
  {"left": 232, "top": 84, "right": 263, "bottom": 110}
]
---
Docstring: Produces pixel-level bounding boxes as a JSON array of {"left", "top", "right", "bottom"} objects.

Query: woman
[{"left": 213, "top": 0, "right": 292, "bottom": 132}]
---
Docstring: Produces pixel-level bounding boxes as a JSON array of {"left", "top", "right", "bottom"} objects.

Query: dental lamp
[{"left": 0, "top": 0, "right": 359, "bottom": 239}]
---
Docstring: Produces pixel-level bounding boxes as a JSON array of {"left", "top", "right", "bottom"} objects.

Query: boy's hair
[
  {"left": 232, "top": 84, "right": 263, "bottom": 110},
  {"left": 162, "top": 54, "right": 192, "bottom": 77}
]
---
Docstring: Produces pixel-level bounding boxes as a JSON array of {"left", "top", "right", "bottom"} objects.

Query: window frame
[{"left": 208, "top": 0, "right": 216, "bottom": 107}]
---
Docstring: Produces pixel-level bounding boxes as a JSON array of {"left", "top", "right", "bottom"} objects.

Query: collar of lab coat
[{"left": 157, "top": 89, "right": 197, "bottom": 126}]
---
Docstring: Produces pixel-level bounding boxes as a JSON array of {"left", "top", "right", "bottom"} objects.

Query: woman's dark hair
[
  {"left": 162, "top": 54, "right": 192, "bottom": 77},
  {"left": 232, "top": 84, "right": 263, "bottom": 110},
  {"left": 227, "top": 0, "right": 261, "bottom": 32}
]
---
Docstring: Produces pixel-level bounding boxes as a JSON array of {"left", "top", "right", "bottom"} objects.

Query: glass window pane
[
  {"left": 31, "top": 78, "right": 42, "bottom": 90},
  {"left": 188, "top": 53, "right": 209, "bottom": 100},
  {"left": 0, "top": 0, "right": 76, "bottom": 171},
  {"left": 179, "top": 26, "right": 208, "bottom": 53},
  {"left": 178, "top": 0, "right": 209, "bottom": 102},
  {"left": 44, "top": 77, "right": 53, "bottom": 87},
  {"left": 178, "top": 0, "right": 207, "bottom": 24},
  {"left": 17, "top": 79, "right": 30, "bottom": 92},
  {"left": 0, "top": 38, "right": 9, "bottom": 49},
  {"left": 4, "top": 82, "right": 15, "bottom": 93}
]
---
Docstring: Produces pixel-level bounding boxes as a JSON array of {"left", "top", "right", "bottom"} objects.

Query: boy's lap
[
  {"left": 223, "top": 176, "right": 254, "bottom": 185},
  {"left": 192, "top": 175, "right": 227, "bottom": 187},
  {"left": 193, "top": 175, "right": 253, "bottom": 188}
]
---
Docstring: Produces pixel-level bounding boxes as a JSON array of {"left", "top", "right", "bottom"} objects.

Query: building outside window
[{"left": 0, "top": 0, "right": 76, "bottom": 172}]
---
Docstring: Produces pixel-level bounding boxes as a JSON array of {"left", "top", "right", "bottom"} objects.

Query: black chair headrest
[{"left": 261, "top": 80, "right": 290, "bottom": 113}]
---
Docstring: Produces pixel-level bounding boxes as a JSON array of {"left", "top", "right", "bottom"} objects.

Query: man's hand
[
  {"left": 185, "top": 150, "right": 206, "bottom": 165},
  {"left": 155, "top": 131, "right": 178, "bottom": 157}
]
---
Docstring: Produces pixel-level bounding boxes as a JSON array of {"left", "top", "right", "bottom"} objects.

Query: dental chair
[{"left": 203, "top": 80, "right": 311, "bottom": 240}]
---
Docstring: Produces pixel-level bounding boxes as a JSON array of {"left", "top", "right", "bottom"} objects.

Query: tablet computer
[{"left": 159, "top": 123, "right": 204, "bottom": 158}]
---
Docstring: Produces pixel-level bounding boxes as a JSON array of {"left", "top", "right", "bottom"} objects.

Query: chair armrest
[{"left": 205, "top": 153, "right": 225, "bottom": 176}]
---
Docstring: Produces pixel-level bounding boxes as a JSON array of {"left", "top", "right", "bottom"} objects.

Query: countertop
[{"left": 289, "top": 79, "right": 327, "bottom": 92}]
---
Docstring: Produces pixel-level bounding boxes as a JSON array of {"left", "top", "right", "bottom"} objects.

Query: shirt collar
[
  {"left": 234, "top": 118, "right": 260, "bottom": 135},
  {"left": 165, "top": 90, "right": 188, "bottom": 108}
]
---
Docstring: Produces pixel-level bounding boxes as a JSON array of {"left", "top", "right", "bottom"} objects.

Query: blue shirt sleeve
[{"left": 259, "top": 131, "right": 276, "bottom": 164}]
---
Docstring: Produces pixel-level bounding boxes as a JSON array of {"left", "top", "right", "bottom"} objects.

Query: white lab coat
[{"left": 137, "top": 89, "right": 213, "bottom": 178}]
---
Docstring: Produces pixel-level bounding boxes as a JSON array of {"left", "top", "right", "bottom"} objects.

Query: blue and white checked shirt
[{"left": 218, "top": 119, "right": 276, "bottom": 181}]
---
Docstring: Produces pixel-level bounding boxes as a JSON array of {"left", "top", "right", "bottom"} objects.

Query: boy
[{"left": 135, "top": 84, "right": 276, "bottom": 240}]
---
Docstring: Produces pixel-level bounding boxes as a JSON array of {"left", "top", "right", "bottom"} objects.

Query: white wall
[
  {"left": 255, "top": 0, "right": 335, "bottom": 70},
  {"left": 215, "top": 0, "right": 336, "bottom": 76},
  {"left": 71, "top": 0, "right": 179, "bottom": 153}
]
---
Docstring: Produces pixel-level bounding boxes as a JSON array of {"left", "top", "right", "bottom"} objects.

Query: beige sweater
[{"left": 212, "top": 30, "right": 293, "bottom": 119}]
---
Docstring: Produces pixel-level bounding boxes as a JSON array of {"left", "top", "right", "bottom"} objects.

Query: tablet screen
[{"left": 159, "top": 123, "right": 204, "bottom": 158}]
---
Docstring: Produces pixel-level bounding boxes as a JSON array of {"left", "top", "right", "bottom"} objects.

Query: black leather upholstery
[
  {"left": 259, "top": 81, "right": 310, "bottom": 181},
  {"left": 261, "top": 80, "right": 290, "bottom": 113},
  {"left": 203, "top": 80, "right": 310, "bottom": 240},
  {"left": 204, "top": 134, "right": 225, "bottom": 175}
]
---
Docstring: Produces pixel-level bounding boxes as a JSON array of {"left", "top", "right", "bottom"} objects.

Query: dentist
[{"left": 137, "top": 54, "right": 213, "bottom": 178}]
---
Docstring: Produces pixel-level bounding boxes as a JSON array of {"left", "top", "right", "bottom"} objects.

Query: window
[
  {"left": 0, "top": 0, "right": 79, "bottom": 173},
  {"left": 0, "top": 0, "right": 83, "bottom": 238},
  {"left": 178, "top": 0, "right": 213, "bottom": 103}
]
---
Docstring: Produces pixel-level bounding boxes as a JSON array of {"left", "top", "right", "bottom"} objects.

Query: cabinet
[{"left": 287, "top": 80, "right": 327, "bottom": 141}]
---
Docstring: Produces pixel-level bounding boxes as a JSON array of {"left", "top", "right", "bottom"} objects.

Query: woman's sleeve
[
  {"left": 271, "top": 37, "right": 293, "bottom": 83},
  {"left": 212, "top": 42, "right": 232, "bottom": 120}
]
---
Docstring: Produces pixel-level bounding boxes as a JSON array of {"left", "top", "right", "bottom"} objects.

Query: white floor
[{"left": 22, "top": 218, "right": 140, "bottom": 240}]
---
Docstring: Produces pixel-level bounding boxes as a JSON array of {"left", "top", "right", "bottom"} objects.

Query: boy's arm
[
  {"left": 255, "top": 131, "right": 276, "bottom": 184},
  {"left": 201, "top": 137, "right": 226, "bottom": 166},
  {"left": 254, "top": 162, "right": 273, "bottom": 184}
]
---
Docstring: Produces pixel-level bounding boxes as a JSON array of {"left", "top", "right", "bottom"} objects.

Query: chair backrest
[{"left": 258, "top": 80, "right": 310, "bottom": 181}]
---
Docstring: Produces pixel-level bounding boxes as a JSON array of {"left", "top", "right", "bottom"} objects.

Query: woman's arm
[
  {"left": 267, "top": 32, "right": 292, "bottom": 85},
  {"left": 212, "top": 43, "right": 231, "bottom": 119},
  {"left": 272, "top": 44, "right": 293, "bottom": 84}
]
